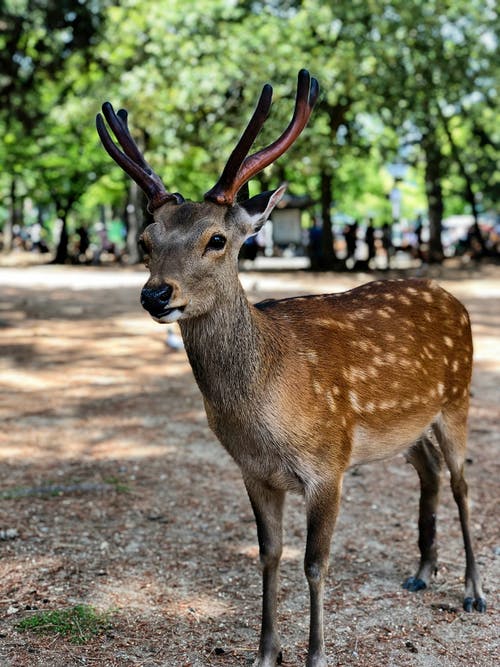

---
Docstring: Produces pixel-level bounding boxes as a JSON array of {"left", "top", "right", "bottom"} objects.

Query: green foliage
[
  {"left": 0, "top": 0, "right": 497, "bottom": 260},
  {"left": 16, "top": 605, "right": 113, "bottom": 644}
]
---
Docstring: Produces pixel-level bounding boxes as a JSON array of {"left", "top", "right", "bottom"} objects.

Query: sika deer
[{"left": 96, "top": 70, "right": 486, "bottom": 667}]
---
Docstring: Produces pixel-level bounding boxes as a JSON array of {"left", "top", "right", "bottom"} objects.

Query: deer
[{"left": 96, "top": 70, "right": 486, "bottom": 667}]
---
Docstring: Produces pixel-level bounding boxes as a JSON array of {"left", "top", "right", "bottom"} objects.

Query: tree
[
  {"left": 0, "top": 0, "right": 109, "bottom": 255},
  {"left": 368, "top": 0, "right": 499, "bottom": 261},
  {"left": 1, "top": 0, "right": 497, "bottom": 266}
]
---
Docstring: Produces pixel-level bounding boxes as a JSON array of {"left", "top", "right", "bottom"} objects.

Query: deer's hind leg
[
  {"left": 404, "top": 436, "right": 441, "bottom": 592},
  {"left": 433, "top": 407, "right": 486, "bottom": 612}
]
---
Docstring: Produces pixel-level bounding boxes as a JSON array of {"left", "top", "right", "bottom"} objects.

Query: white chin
[{"left": 155, "top": 309, "right": 184, "bottom": 324}]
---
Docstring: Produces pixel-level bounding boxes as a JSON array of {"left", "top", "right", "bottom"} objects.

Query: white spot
[
  {"left": 349, "top": 390, "right": 361, "bottom": 412},
  {"left": 444, "top": 336, "right": 453, "bottom": 348},
  {"left": 348, "top": 367, "right": 368, "bottom": 382},
  {"left": 326, "top": 391, "right": 337, "bottom": 412},
  {"left": 452, "top": 360, "right": 459, "bottom": 373},
  {"left": 437, "top": 383, "right": 445, "bottom": 397},
  {"left": 336, "top": 320, "right": 356, "bottom": 331},
  {"left": 313, "top": 381, "right": 322, "bottom": 395},
  {"left": 423, "top": 293, "right": 434, "bottom": 303},
  {"left": 351, "top": 309, "right": 372, "bottom": 320},
  {"left": 379, "top": 399, "right": 398, "bottom": 410},
  {"left": 306, "top": 350, "right": 318, "bottom": 364},
  {"left": 400, "top": 295, "right": 411, "bottom": 305}
]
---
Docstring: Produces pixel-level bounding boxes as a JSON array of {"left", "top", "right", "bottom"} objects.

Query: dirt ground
[{"left": 0, "top": 257, "right": 499, "bottom": 667}]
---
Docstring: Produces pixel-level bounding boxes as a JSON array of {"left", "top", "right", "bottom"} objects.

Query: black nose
[{"left": 140, "top": 284, "right": 173, "bottom": 316}]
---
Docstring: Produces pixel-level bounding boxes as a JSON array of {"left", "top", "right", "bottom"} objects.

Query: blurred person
[
  {"left": 76, "top": 225, "right": 90, "bottom": 262},
  {"left": 381, "top": 222, "right": 393, "bottom": 269},
  {"left": 365, "top": 218, "right": 376, "bottom": 265},
  {"left": 308, "top": 218, "right": 323, "bottom": 271},
  {"left": 343, "top": 220, "right": 358, "bottom": 266}
]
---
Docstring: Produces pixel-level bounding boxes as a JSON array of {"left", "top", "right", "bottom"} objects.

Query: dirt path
[{"left": 0, "top": 261, "right": 499, "bottom": 666}]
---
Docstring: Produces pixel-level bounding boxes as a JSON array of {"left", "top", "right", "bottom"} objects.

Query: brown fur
[{"left": 138, "top": 202, "right": 485, "bottom": 667}]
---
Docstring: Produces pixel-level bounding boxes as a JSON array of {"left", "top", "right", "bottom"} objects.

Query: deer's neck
[{"left": 179, "top": 283, "right": 273, "bottom": 410}]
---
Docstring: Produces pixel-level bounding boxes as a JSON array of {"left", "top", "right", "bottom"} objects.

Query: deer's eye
[
  {"left": 205, "top": 233, "right": 227, "bottom": 253},
  {"left": 138, "top": 237, "right": 151, "bottom": 266}
]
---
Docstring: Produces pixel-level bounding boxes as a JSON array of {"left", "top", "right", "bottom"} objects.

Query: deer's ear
[{"left": 239, "top": 183, "right": 287, "bottom": 232}]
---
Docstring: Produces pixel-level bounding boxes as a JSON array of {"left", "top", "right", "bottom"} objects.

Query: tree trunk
[
  {"left": 422, "top": 134, "right": 444, "bottom": 263},
  {"left": 314, "top": 101, "right": 350, "bottom": 271},
  {"left": 52, "top": 213, "right": 69, "bottom": 264},
  {"left": 318, "top": 169, "right": 339, "bottom": 270},
  {"left": 125, "top": 180, "right": 151, "bottom": 264},
  {"left": 3, "top": 177, "right": 17, "bottom": 252},
  {"left": 438, "top": 108, "right": 488, "bottom": 256}
]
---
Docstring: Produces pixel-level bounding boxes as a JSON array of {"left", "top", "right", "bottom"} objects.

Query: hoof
[
  {"left": 463, "top": 597, "right": 487, "bottom": 613},
  {"left": 306, "top": 655, "right": 328, "bottom": 667},
  {"left": 252, "top": 649, "right": 283, "bottom": 666},
  {"left": 403, "top": 576, "right": 427, "bottom": 592}
]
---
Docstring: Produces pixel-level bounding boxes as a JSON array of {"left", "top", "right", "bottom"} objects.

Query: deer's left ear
[{"left": 239, "top": 183, "right": 287, "bottom": 233}]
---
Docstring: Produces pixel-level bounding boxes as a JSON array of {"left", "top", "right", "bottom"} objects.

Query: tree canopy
[{"left": 0, "top": 0, "right": 498, "bottom": 264}]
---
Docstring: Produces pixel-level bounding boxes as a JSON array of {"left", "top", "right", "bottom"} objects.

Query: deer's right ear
[{"left": 239, "top": 184, "right": 287, "bottom": 233}]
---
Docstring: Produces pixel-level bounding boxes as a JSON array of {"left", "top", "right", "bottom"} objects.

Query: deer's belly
[{"left": 349, "top": 412, "right": 440, "bottom": 467}]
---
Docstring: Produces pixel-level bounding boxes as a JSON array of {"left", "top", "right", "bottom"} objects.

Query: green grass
[
  {"left": 16, "top": 605, "right": 113, "bottom": 644},
  {"left": 104, "top": 476, "right": 131, "bottom": 493}
]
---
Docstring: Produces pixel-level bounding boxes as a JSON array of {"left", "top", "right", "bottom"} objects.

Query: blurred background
[{"left": 0, "top": 0, "right": 498, "bottom": 269}]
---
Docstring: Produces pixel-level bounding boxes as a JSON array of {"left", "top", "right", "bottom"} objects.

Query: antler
[
  {"left": 96, "top": 103, "right": 182, "bottom": 211},
  {"left": 204, "top": 69, "right": 319, "bottom": 206}
]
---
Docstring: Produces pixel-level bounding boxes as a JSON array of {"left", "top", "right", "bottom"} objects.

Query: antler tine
[
  {"left": 204, "top": 70, "right": 319, "bottom": 206},
  {"left": 204, "top": 84, "right": 273, "bottom": 204},
  {"left": 113, "top": 107, "right": 150, "bottom": 168},
  {"left": 235, "top": 70, "right": 319, "bottom": 196},
  {"left": 96, "top": 103, "right": 179, "bottom": 211}
]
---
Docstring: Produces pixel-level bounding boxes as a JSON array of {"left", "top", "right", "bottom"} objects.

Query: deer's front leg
[
  {"left": 245, "top": 477, "right": 285, "bottom": 667},
  {"left": 304, "top": 478, "right": 343, "bottom": 667}
]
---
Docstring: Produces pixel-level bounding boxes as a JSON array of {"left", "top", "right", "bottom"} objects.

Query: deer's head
[{"left": 96, "top": 70, "right": 319, "bottom": 323}]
